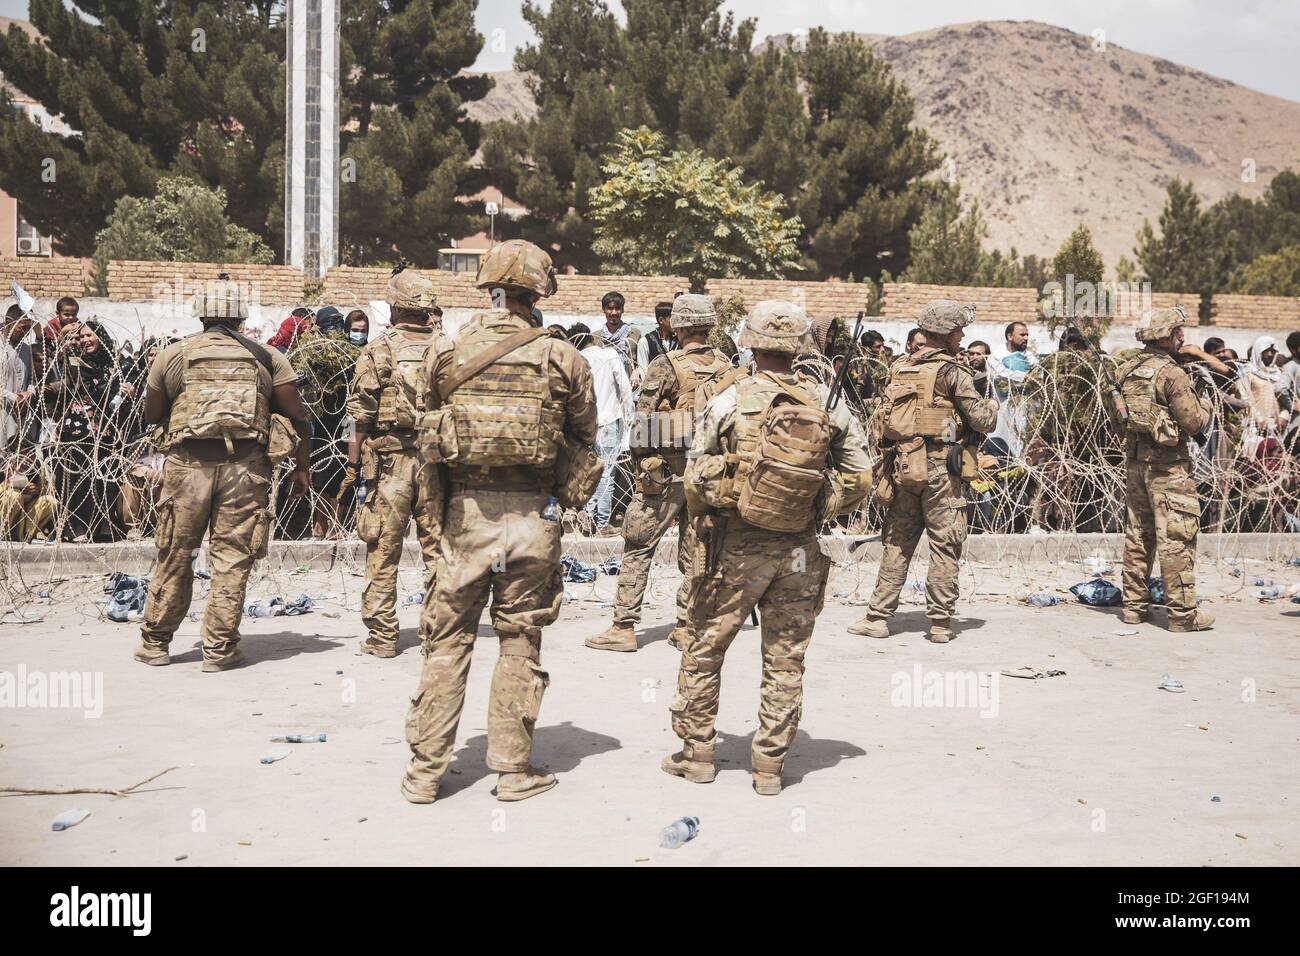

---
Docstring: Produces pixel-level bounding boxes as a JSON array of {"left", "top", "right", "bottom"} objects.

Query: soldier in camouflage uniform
[
  {"left": 402, "top": 240, "right": 597, "bottom": 804},
  {"left": 347, "top": 268, "right": 445, "bottom": 658},
  {"left": 849, "top": 300, "right": 998, "bottom": 643},
  {"left": 1115, "top": 307, "right": 1214, "bottom": 631},
  {"left": 135, "top": 275, "right": 311, "bottom": 671},
  {"left": 586, "top": 294, "right": 738, "bottom": 653},
  {"left": 668, "top": 301, "right": 872, "bottom": 796}
]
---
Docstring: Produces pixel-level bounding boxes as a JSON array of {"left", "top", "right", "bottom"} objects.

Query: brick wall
[
  {"left": 883, "top": 283, "right": 1040, "bottom": 326},
  {"left": 1211, "top": 294, "right": 1300, "bottom": 330},
  {"left": 705, "top": 278, "right": 873, "bottom": 318},
  {"left": 0, "top": 256, "right": 88, "bottom": 297},
  {"left": 107, "top": 261, "right": 306, "bottom": 303}
]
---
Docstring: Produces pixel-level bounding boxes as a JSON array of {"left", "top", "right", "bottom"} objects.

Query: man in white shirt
[
  {"left": 986, "top": 320, "right": 1038, "bottom": 459},
  {"left": 1, "top": 304, "right": 36, "bottom": 451},
  {"left": 570, "top": 322, "right": 634, "bottom": 532}
]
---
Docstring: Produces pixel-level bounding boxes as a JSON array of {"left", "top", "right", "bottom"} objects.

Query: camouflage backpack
[{"left": 374, "top": 328, "right": 435, "bottom": 431}]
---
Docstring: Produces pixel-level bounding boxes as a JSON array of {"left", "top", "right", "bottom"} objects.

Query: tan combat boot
[
  {"left": 752, "top": 772, "right": 783, "bottom": 796},
  {"left": 585, "top": 622, "right": 637, "bottom": 653},
  {"left": 133, "top": 643, "right": 170, "bottom": 667},
  {"left": 495, "top": 767, "right": 558, "bottom": 802},
  {"left": 661, "top": 743, "right": 717, "bottom": 784},
  {"left": 927, "top": 621, "right": 954, "bottom": 644},
  {"left": 358, "top": 640, "right": 397, "bottom": 659},
  {"left": 201, "top": 649, "right": 245, "bottom": 673},
  {"left": 400, "top": 766, "right": 439, "bottom": 805},
  {"left": 1119, "top": 607, "right": 1149, "bottom": 625},
  {"left": 847, "top": 615, "right": 890, "bottom": 638},
  {"left": 1168, "top": 609, "right": 1215, "bottom": 633}
]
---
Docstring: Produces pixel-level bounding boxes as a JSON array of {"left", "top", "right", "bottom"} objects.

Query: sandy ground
[{"left": 1, "top": 552, "right": 1297, "bottom": 867}]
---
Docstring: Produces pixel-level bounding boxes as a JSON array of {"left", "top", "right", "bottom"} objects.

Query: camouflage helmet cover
[
  {"left": 917, "top": 299, "right": 974, "bottom": 335},
  {"left": 1135, "top": 305, "right": 1188, "bottom": 342},
  {"left": 192, "top": 273, "right": 248, "bottom": 321},
  {"left": 387, "top": 269, "right": 438, "bottom": 311},
  {"left": 738, "top": 300, "right": 811, "bottom": 355},
  {"left": 475, "top": 239, "right": 558, "bottom": 299},
  {"left": 669, "top": 293, "right": 717, "bottom": 330}
]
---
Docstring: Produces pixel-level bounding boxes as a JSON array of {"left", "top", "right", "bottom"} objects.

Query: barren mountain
[{"left": 467, "top": 19, "right": 1300, "bottom": 273}]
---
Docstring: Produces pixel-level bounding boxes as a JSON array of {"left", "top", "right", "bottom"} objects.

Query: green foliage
[
  {"left": 93, "top": 176, "right": 273, "bottom": 291},
  {"left": 0, "top": 1, "right": 285, "bottom": 257},
  {"left": 1114, "top": 255, "right": 1137, "bottom": 284},
  {"left": 708, "top": 292, "right": 747, "bottom": 354},
  {"left": 588, "top": 127, "right": 801, "bottom": 292},
  {"left": 489, "top": 2, "right": 938, "bottom": 279},
  {"left": 1052, "top": 225, "right": 1105, "bottom": 288},
  {"left": 899, "top": 180, "right": 1030, "bottom": 288},
  {"left": 1233, "top": 244, "right": 1300, "bottom": 296},
  {"left": 287, "top": 329, "right": 361, "bottom": 416}
]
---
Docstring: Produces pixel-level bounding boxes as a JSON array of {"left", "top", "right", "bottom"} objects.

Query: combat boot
[
  {"left": 752, "top": 771, "right": 783, "bottom": 796},
  {"left": 585, "top": 622, "right": 637, "bottom": 653},
  {"left": 495, "top": 767, "right": 558, "bottom": 802},
  {"left": 661, "top": 743, "right": 717, "bottom": 784},
  {"left": 358, "top": 639, "right": 397, "bottom": 659},
  {"left": 927, "top": 621, "right": 954, "bottom": 644},
  {"left": 1168, "top": 609, "right": 1215, "bottom": 633},
  {"left": 132, "top": 643, "right": 170, "bottom": 667},
  {"left": 202, "top": 649, "right": 245, "bottom": 673},
  {"left": 1119, "top": 607, "right": 1149, "bottom": 625},
  {"left": 399, "top": 767, "right": 439, "bottom": 805},
  {"left": 847, "top": 615, "right": 890, "bottom": 638}
]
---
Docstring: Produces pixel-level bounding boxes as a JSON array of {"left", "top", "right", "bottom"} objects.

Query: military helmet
[
  {"left": 917, "top": 299, "right": 975, "bottom": 335},
  {"left": 738, "top": 300, "right": 811, "bottom": 355},
  {"left": 670, "top": 293, "right": 717, "bottom": 330},
  {"left": 1135, "top": 305, "right": 1188, "bottom": 343},
  {"left": 387, "top": 267, "right": 438, "bottom": 311},
  {"left": 475, "top": 239, "right": 557, "bottom": 299},
  {"left": 193, "top": 272, "right": 248, "bottom": 322}
]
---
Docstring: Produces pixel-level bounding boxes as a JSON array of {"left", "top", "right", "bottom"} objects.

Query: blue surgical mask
[{"left": 349, "top": 331, "right": 367, "bottom": 345}]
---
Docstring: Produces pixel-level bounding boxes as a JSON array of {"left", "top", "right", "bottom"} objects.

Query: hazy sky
[{"left": 2, "top": 0, "right": 1295, "bottom": 100}]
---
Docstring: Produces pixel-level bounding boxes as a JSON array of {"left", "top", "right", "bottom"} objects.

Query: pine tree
[
  {"left": 898, "top": 181, "right": 992, "bottom": 286},
  {"left": 1134, "top": 179, "right": 1215, "bottom": 294},
  {"left": 0, "top": 1, "right": 284, "bottom": 256}
]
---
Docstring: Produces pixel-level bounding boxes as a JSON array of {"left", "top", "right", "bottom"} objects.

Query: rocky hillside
[{"left": 467, "top": 19, "right": 1300, "bottom": 271}]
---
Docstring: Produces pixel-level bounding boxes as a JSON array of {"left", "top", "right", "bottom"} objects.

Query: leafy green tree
[
  {"left": 0, "top": 1, "right": 284, "bottom": 257},
  {"left": 1233, "top": 244, "right": 1300, "bottom": 296},
  {"left": 898, "top": 180, "right": 1026, "bottom": 288},
  {"left": 1135, "top": 179, "right": 1220, "bottom": 294},
  {"left": 588, "top": 127, "right": 801, "bottom": 291}
]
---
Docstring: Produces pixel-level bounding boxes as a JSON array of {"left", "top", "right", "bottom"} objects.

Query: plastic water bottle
[
  {"left": 246, "top": 603, "right": 271, "bottom": 618},
  {"left": 355, "top": 479, "right": 368, "bottom": 507},
  {"left": 51, "top": 808, "right": 90, "bottom": 831},
  {"left": 270, "top": 733, "right": 327, "bottom": 743},
  {"left": 659, "top": 816, "right": 700, "bottom": 849},
  {"left": 1028, "top": 593, "right": 1061, "bottom": 607},
  {"left": 540, "top": 496, "right": 561, "bottom": 523}
]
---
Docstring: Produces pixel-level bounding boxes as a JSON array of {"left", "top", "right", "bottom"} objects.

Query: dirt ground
[{"left": 1, "top": 551, "right": 1297, "bottom": 867}]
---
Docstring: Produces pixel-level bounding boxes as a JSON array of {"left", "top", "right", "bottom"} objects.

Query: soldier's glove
[{"left": 338, "top": 461, "right": 360, "bottom": 496}]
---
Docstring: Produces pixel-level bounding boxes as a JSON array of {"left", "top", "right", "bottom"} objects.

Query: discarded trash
[
  {"left": 1228, "top": 567, "right": 1243, "bottom": 577},
  {"left": 401, "top": 592, "right": 423, "bottom": 607},
  {"left": 270, "top": 733, "right": 327, "bottom": 743},
  {"left": 1113, "top": 629, "right": 1139, "bottom": 636},
  {"left": 660, "top": 816, "right": 700, "bottom": 850},
  {"left": 246, "top": 595, "right": 315, "bottom": 618},
  {"left": 1069, "top": 578, "right": 1122, "bottom": 606},
  {"left": 1083, "top": 552, "right": 1113, "bottom": 576},
  {"left": 105, "top": 577, "right": 149, "bottom": 623},
  {"left": 599, "top": 556, "right": 622, "bottom": 575},
  {"left": 561, "top": 554, "right": 597, "bottom": 583},
  {"left": 1000, "top": 666, "right": 1066, "bottom": 680},
  {"left": 1286, "top": 557, "right": 1300, "bottom": 567},
  {"left": 51, "top": 808, "right": 90, "bottom": 831},
  {"left": 1211, "top": 795, "right": 1221, "bottom": 803},
  {"left": 259, "top": 748, "right": 291, "bottom": 765},
  {"left": 561, "top": 590, "right": 576, "bottom": 605},
  {"left": 1253, "top": 587, "right": 1281, "bottom": 600},
  {"left": 193, "top": 569, "right": 212, "bottom": 580},
  {"left": 1026, "top": 593, "right": 1061, "bottom": 607},
  {"left": 1157, "top": 674, "right": 1185, "bottom": 693},
  {"left": 1252, "top": 578, "right": 1273, "bottom": 587},
  {"left": 1147, "top": 577, "right": 1165, "bottom": 605},
  {"left": 104, "top": 572, "right": 145, "bottom": 593}
]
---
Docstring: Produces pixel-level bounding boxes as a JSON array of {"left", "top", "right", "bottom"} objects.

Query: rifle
[
  {"left": 826, "top": 311, "right": 865, "bottom": 412},
  {"left": 1069, "top": 323, "right": 1129, "bottom": 430}
]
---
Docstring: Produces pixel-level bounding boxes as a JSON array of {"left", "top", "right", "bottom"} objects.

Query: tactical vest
[
  {"left": 719, "top": 374, "right": 831, "bottom": 532},
  {"left": 373, "top": 326, "right": 435, "bottom": 432},
  {"left": 439, "top": 312, "right": 564, "bottom": 469},
  {"left": 877, "top": 349, "right": 959, "bottom": 443},
  {"left": 165, "top": 333, "right": 271, "bottom": 451},
  {"left": 1117, "top": 352, "right": 1183, "bottom": 448}
]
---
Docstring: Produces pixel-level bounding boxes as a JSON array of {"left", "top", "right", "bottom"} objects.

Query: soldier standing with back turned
[
  {"left": 1115, "top": 307, "right": 1214, "bottom": 632},
  {"left": 848, "top": 300, "right": 998, "bottom": 644},
  {"left": 586, "top": 293, "right": 738, "bottom": 653},
  {"left": 134, "top": 275, "right": 311, "bottom": 672},
  {"left": 401, "top": 240, "right": 598, "bottom": 804},
  {"left": 346, "top": 267, "right": 445, "bottom": 658}
]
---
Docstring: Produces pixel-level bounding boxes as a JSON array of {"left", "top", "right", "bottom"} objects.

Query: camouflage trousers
[
  {"left": 358, "top": 448, "right": 442, "bottom": 649},
  {"left": 1122, "top": 460, "right": 1200, "bottom": 625},
  {"left": 406, "top": 490, "right": 564, "bottom": 789},
  {"left": 677, "top": 520, "right": 830, "bottom": 775},
  {"left": 867, "top": 456, "right": 966, "bottom": 623},
  {"left": 613, "top": 479, "right": 692, "bottom": 626},
  {"left": 140, "top": 447, "right": 271, "bottom": 662}
]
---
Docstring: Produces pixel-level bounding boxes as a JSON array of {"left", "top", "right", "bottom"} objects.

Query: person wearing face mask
[{"left": 346, "top": 310, "right": 369, "bottom": 347}]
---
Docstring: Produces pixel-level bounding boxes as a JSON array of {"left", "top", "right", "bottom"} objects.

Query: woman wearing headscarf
[
  {"left": 54, "top": 319, "right": 125, "bottom": 541},
  {"left": 268, "top": 308, "right": 315, "bottom": 352}
]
